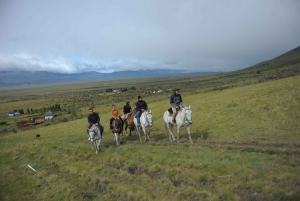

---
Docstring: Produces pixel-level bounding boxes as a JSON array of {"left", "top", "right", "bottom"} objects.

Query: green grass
[{"left": 1, "top": 75, "right": 300, "bottom": 200}]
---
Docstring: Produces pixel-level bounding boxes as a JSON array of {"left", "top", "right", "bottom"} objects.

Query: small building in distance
[
  {"left": 45, "top": 111, "right": 54, "bottom": 120},
  {"left": 6, "top": 111, "right": 20, "bottom": 116}
]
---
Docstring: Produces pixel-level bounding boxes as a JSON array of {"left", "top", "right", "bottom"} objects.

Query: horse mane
[{"left": 128, "top": 108, "right": 137, "bottom": 121}]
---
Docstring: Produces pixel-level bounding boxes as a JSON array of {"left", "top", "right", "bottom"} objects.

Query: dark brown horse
[
  {"left": 124, "top": 109, "right": 137, "bottom": 136},
  {"left": 112, "top": 118, "right": 123, "bottom": 146}
]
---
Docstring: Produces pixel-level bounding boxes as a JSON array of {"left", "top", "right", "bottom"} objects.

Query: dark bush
[{"left": 126, "top": 163, "right": 138, "bottom": 175}]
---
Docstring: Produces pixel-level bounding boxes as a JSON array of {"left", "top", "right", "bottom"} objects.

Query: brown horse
[{"left": 124, "top": 108, "right": 137, "bottom": 136}]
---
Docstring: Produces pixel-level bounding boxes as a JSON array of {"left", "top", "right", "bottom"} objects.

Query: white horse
[
  {"left": 88, "top": 125, "right": 102, "bottom": 154},
  {"left": 134, "top": 110, "right": 153, "bottom": 142},
  {"left": 111, "top": 118, "right": 123, "bottom": 146},
  {"left": 163, "top": 105, "right": 193, "bottom": 143}
]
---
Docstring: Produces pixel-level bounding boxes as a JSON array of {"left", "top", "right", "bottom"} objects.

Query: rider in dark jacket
[
  {"left": 170, "top": 88, "right": 183, "bottom": 125},
  {"left": 135, "top": 95, "right": 148, "bottom": 126},
  {"left": 123, "top": 101, "right": 132, "bottom": 115},
  {"left": 87, "top": 108, "right": 104, "bottom": 138}
]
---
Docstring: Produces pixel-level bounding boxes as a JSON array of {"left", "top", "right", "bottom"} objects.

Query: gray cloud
[{"left": 0, "top": 0, "right": 299, "bottom": 74}]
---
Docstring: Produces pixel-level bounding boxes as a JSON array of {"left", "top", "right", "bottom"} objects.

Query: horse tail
[{"left": 164, "top": 122, "right": 169, "bottom": 136}]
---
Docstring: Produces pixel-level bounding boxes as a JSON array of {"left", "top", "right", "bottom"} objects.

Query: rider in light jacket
[
  {"left": 110, "top": 104, "right": 123, "bottom": 130},
  {"left": 170, "top": 88, "right": 183, "bottom": 125}
]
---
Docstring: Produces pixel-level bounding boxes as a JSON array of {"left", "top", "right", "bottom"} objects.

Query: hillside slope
[
  {"left": 247, "top": 46, "right": 300, "bottom": 71},
  {"left": 1, "top": 75, "right": 299, "bottom": 200},
  {"left": 172, "top": 46, "right": 300, "bottom": 92}
]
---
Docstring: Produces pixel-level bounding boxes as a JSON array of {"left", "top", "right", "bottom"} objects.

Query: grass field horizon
[{"left": 1, "top": 74, "right": 299, "bottom": 200}]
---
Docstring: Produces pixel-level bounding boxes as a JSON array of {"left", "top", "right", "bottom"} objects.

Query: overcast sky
[{"left": 0, "top": 0, "right": 299, "bottom": 74}]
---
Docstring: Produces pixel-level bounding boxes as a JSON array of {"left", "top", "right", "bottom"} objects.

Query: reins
[{"left": 178, "top": 107, "right": 192, "bottom": 124}]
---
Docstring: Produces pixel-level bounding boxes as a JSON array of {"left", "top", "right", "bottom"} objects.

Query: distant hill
[
  {"left": 0, "top": 69, "right": 214, "bottom": 87},
  {"left": 204, "top": 46, "right": 300, "bottom": 86},
  {"left": 245, "top": 46, "right": 300, "bottom": 71}
]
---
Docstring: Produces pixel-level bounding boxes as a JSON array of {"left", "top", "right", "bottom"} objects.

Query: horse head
[
  {"left": 88, "top": 126, "right": 96, "bottom": 142},
  {"left": 113, "top": 118, "right": 122, "bottom": 133},
  {"left": 183, "top": 105, "right": 193, "bottom": 124},
  {"left": 145, "top": 110, "right": 153, "bottom": 127}
]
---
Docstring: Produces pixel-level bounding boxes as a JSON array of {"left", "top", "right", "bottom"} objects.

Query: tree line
[
  {"left": 25, "top": 104, "right": 61, "bottom": 114},
  {"left": 106, "top": 86, "right": 136, "bottom": 92}
]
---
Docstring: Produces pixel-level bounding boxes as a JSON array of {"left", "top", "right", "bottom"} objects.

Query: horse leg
[
  {"left": 187, "top": 125, "right": 193, "bottom": 143},
  {"left": 91, "top": 141, "right": 94, "bottom": 149},
  {"left": 135, "top": 126, "right": 142, "bottom": 142},
  {"left": 176, "top": 125, "right": 181, "bottom": 143},
  {"left": 92, "top": 141, "right": 97, "bottom": 154},
  {"left": 95, "top": 139, "right": 101, "bottom": 154},
  {"left": 114, "top": 133, "right": 119, "bottom": 146},
  {"left": 167, "top": 124, "right": 176, "bottom": 142},
  {"left": 98, "top": 139, "right": 101, "bottom": 152},
  {"left": 147, "top": 126, "right": 151, "bottom": 141},
  {"left": 125, "top": 124, "right": 128, "bottom": 135},
  {"left": 142, "top": 126, "right": 148, "bottom": 142}
]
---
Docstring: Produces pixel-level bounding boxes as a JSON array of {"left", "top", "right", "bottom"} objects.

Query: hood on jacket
[{"left": 173, "top": 88, "right": 180, "bottom": 93}]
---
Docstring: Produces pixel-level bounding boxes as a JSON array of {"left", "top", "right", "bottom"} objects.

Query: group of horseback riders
[{"left": 87, "top": 88, "right": 183, "bottom": 138}]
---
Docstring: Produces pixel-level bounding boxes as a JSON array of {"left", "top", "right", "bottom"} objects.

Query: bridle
[
  {"left": 183, "top": 107, "right": 192, "bottom": 124},
  {"left": 89, "top": 126, "right": 96, "bottom": 142}
]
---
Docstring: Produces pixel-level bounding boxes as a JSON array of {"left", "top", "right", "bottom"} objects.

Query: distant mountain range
[
  {"left": 0, "top": 69, "right": 214, "bottom": 87},
  {"left": 1, "top": 45, "right": 299, "bottom": 87}
]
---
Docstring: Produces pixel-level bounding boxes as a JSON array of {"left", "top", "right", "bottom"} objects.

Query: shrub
[
  {"left": 244, "top": 147, "right": 256, "bottom": 152},
  {"left": 226, "top": 102, "right": 238, "bottom": 108}
]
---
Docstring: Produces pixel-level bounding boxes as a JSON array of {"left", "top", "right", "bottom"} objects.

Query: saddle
[
  {"left": 134, "top": 110, "right": 144, "bottom": 118},
  {"left": 125, "top": 113, "right": 131, "bottom": 120},
  {"left": 168, "top": 108, "right": 180, "bottom": 116}
]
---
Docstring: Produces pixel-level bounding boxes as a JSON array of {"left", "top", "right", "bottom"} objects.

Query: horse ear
[{"left": 189, "top": 105, "right": 191, "bottom": 109}]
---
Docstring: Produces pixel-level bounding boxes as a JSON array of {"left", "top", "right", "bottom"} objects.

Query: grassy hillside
[{"left": 1, "top": 75, "right": 299, "bottom": 200}]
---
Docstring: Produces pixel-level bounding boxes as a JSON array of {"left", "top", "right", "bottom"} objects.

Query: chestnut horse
[{"left": 123, "top": 109, "right": 137, "bottom": 136}]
